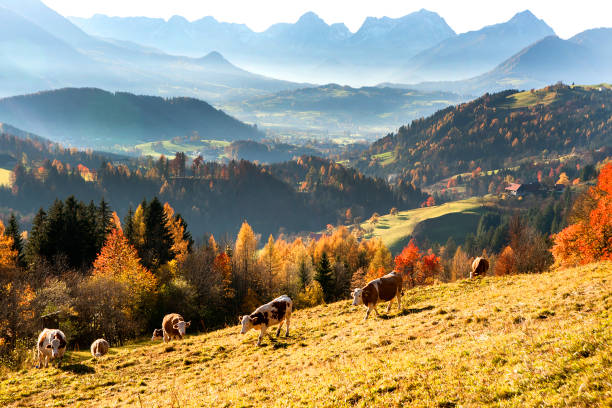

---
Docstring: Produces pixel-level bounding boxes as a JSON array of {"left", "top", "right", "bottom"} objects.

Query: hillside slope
[
  {"left": 0, "top": 88, "right": 262, "bottom": 149},
  {"left": 350, "top": 84, "right": 612, "bottom": 185},
  {"left": 2, "top": 262, "right": 610, "bottom": 407}
]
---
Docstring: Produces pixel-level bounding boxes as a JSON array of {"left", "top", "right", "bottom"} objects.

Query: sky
[{"left": 44, "top": 0, "right": 611, "bottom": 39}]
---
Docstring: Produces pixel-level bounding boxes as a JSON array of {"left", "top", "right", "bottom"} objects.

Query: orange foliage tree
[
  {"left": 552, "top": 163, "right": 612, "bottom": 266},
  {"left": 92, "top": 227, "right": 157, "bottom": 306},
  {"left": 395, "top": 239, "right": 421, "bottom": 288}
]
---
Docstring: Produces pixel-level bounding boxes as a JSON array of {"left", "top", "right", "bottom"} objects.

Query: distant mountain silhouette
[
  {"left": 385, "top": 29, "right": 612, "bottom": 96},
  {"left": 395, "top": 10, "right": 555, "bottom": 82},
  {"left": 71, "top": 9, "right": 457, "bottom": 84},
  {"left": 0, "top": 0, "right": 303, "bottom": 101},
  {"left": 0, "top": 88, "right": 262, "bottom": 149}
]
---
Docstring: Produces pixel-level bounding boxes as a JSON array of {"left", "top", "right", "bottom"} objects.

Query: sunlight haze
[{"left": 44, "top": 0, "right": 611, "bottom": 38}]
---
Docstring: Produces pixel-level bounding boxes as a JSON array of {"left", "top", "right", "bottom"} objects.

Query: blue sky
[{"left": 44, "top": 0, "right": 611, "bottom": 38}]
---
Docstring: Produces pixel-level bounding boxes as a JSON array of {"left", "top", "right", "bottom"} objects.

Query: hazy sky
[{"left": 44, "top": 0, "right": 611, "bottom": 39}]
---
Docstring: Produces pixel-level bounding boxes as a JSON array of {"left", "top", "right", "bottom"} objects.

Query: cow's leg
[
  {"left": 257, "top": 326, "right": 267, "bottom": 346},
  {"left": 276, "top": 321, "right": 283, "bottom": 337},
  {"left": 285, "top": 317, "right": 290, "bottom": 337},
  {"left": 397, "top": 290, "right": 402, "bottom": 312},
  {"left": 365, "top": 304, "right": 376, "bottom": 321},
  {"left": 44, "top": 354, "right": 49, "bottom": 368},
  {"left": 373, "top": 303, "right": 381, "bottom": 317},
  {"left": 37, "top": 350, "right": 43, "bottom": 369},
  {"left": 386, "top": 301, "right": 392, "bottom": 313}
]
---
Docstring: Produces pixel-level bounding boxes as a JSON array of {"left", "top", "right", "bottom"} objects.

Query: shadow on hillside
[
  {"left": 60, "top": 363, "right": 95, "bottom": 374},
  {"left": 399, "top": 305, "right": 435, "bottom": 316},
  {"left": 377, "top": 305, "right": 435, "bottom": 320}
]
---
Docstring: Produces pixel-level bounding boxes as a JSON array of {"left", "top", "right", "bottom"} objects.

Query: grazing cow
[
  {"left": 152, "top": 313, "right": 191, "bottom": 343},
  {"left": 90, "top": 339, "right": 109, "bottom": 358},
  {"left": 471, "top": 257, "right": 489, "bottom": 279},
  {"left": 351, "top": 271, "right": 403, "bottom": 320},
  {"left": 240, "top": 295, "right": 293, "bottom": 346},
  {"left": 37, "top": 328, "right": 67, "bottom": 368}
]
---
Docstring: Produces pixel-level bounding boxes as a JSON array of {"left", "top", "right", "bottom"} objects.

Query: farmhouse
[{"left": 504, "top": 182, "right": 542, "bottom": 196}]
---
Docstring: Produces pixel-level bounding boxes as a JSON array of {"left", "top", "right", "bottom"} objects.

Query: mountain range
[
  {"left": 0, "top": 0, "right": 303, "bottom": 102},
  {"left": 0, "top": 88, "right": 262, "bottom": 149},
  {"left": 387, "top": 29, "right": 612, "bottom": 96},
  {"left": 70, "top": 9, "right": 457, "bottom": 84}
]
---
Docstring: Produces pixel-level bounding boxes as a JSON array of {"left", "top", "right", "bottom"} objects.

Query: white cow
[
  {"left": 240, "top": 295, "right": 292, "bottom": 346},
  {"left": 37, "top": 328, "right": 67, "bottom": 368}
]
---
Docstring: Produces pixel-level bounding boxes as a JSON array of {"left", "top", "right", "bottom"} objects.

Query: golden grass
[
  {"left": 2, "top": 262, "right": 611, "bottom": 407},
  {"left": 363, "top": 196, "right": 495, "bottom": 251},
  {"left": 0, "top": 168, "right": 12, "bottom": 187}
]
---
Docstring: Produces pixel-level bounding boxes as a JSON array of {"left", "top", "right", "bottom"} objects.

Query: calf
[
  {"left": 240, "top": 295, "right": 292, "bottom": 346},
  {"left": 471, "top": 257, "right": 489, "bottom": 279},
  {"left": 37, "top": 328, "right": 67, "bottom": 368},
  {"left": 352, "top": 271, "right": 403, "bottom": 320},
  {"left": 152, "top": 313, "right": 191, "bottom": 343},
  {"left": 90, "top": 338, "right": 109, "bottom": 358}
]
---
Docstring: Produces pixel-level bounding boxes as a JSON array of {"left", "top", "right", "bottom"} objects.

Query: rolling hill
[
  {"left": 0, "top": 88, "right": 262, "bottom": 149},
  {"left": 348, "top": 84, "right": 612, "bottom": 186},
  {"left": 1, "top": 262, "right": 610, "bottom": 407},
  {"left": 394, "top": 10, "right": 555, "bottom": 83},
  {"left": 222, "top": 84, "right": 466, "bottom": 136}
]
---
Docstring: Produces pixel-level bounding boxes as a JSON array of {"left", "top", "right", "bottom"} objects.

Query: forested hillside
[
  {"left": 0, "top": 128, "right": 424, "bottom": 237},
  {"left": 349, "top": 84, "right": 612, "bottom": 186},
  {"left": 0, "top": 88, "right": 262, "bottom": 149}
]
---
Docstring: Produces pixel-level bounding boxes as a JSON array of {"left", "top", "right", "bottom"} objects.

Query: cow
[
  {"left": 351, "top": 271, "right": 403, "bottom": 320},
  {"left": 240, "top": 295, "right": 293, "bottom": 346},
  {"left": 471, "top": 257, "right": 489, "bottom": 279},
  {"left": 152, "top": 313, "right": 191, "bottom": 343},
  {"left": 37, "top": 328, "right": 67, "bottom": 368},
  {"left": 90, "top": 339, "right": 109, "bottom": 358}
]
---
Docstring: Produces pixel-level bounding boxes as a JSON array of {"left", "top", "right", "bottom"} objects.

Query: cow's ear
[
  {"left": 185, "top": 321, "right": 191, "bottom": 327},
  {"left": 46, "top": 344, "right": 52, "bottom": 349}
]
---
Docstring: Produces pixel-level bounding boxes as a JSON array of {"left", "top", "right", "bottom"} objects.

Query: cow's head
[
  {"left": 151, "top": 328, "right": 164, "bottom": 341},
  {"left": 351, "top": 288, "right": 364, "bottom": 306},
  {"left": 173, "top": 321, "right": 191, "bottom": 336},
  {"left": 46, "top": 335, "right": 63, "bottom": 358},
  {"left": 240, "top": 315, "right": 254, "bottom": 334}
]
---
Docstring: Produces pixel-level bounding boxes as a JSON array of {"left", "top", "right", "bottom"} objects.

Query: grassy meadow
[
  {"left": 362, "top": 196, "right": 496, "bottom": 253},
  {"left": 2, "top": 262, "right": 610, "bottom": 407},
  {"left": 0, "top": 168, "right": 11, "bottom": 187}
]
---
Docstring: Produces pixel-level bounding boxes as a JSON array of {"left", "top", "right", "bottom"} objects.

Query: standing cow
[
  {"left": 151, "top": 313, "right": 191, "bottom": 343},
  {"left": 90, "top": 339, "right": 110, "bottom": 358},
  {"left": 240, "top": 295, "right": 293, "bottom": 346},
  {"left": 351, "top": 271, "right": 403, "bottom": 320},
  {"left": 37, "top": 328, "right": 67, "bottom": 368},
  {"left": 470, "top": 257, "right": 489, "bottom": 279}
]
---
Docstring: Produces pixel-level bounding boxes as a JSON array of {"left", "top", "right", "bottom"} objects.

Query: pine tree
[
  {"left": 298, "top": 257, "right": 310, "bottom": 290},
  {"left": 25, "top": 208, "right": 47, "bottom": 266},
  {"left": 314, "top": 251, "right": 334, "bottom": 301},
  {"left": 123, "top": 207, "right": 135, "bottom": 244},
  {"left": 142, "top": 197, "right": 173, "bottom": 269}
]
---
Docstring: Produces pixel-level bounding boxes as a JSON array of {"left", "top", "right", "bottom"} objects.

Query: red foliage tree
[{"left": 552, "top": 163, "right": 612, "bottom": 266}]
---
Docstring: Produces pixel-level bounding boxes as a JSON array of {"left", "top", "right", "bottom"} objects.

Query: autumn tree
[
  {"left": 552, "top": 163, "right": 612, "bottom": 266},
  {"left": 395, "top": 239, "right": 421, "bottom": 288},
  {"left": 450, "top": 246, "right": 471, "bottom": 281},
  {"left": 234, "top": 221, "right": 259, "bottom": 298}
]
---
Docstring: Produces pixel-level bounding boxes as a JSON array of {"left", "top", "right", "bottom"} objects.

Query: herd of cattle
[{"left": 35, "top": 257, "right": 489, "bottom": 368}]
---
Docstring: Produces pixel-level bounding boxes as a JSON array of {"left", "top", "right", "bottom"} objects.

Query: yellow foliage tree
[{"left": 163, "top": 203, "right": 189, "bottom": 264}]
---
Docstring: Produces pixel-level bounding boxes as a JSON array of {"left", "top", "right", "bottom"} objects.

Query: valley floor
[{"left": 2, "top": 262, "right": 611, "bottom": 407}]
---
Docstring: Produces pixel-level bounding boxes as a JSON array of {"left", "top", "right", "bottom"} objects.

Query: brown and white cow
[
  {"left": 152, "top": 313, "right": 191, "bottom": 343},
  {"left": 37, "top": 328, "right": 67, "bottom": 368},
  {"left": 351, "top": 271, "right": 403, "bottom": 320},
  {"left": 470, "top": 257, "right": 489, "bottom": 279},
  {"left": 240, "top": 295, "right": 293, "bottom": 346},
  {"left": 90, "top": 338, "right": 109, "bottom": 358}
]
